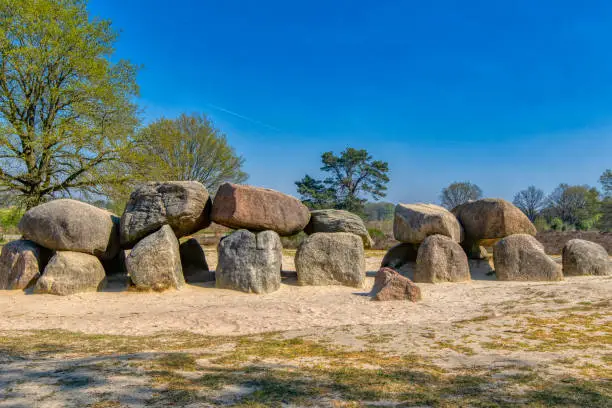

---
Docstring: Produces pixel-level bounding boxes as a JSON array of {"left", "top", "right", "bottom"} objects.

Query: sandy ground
[
  {"left": 1, "top": 250, "right": 611, "bottom": 407},
  {"left": 0, "top": 250, "right": 609, "bottom": 337}
]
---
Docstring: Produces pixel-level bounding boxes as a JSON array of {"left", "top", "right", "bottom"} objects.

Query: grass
[{"left": 1, "top": 326, "right": 611, "bottom": 407}]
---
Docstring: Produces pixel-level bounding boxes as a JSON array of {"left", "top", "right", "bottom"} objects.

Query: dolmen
[
  {"left": 0, "top": 181, "right": 214, "bottom": 294},
  {"left": 385, "top": 203, "right": 469, "bottom": 283},
  {"left": 383, "top": 198, "right": 571, "bottom": 282},
  {"left": 2, "top": 184, "right": 606, "bottom": 296}
]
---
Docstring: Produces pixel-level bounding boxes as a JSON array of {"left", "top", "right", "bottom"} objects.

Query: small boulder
[
  {"left": 125, "top": 225, "right": 185, "bottom": 291},
  {"left": 211, "top": 183, "right": 310, "bottom": 236},
  {"left": 370, "top": 267, "right": 422, "bottom": 301},
  {"left": 452, "top": 198, "right": 536, "bottom": 242},
  {"left": 34, "top": 251, "right": 106, "bottom": 295},
  {"left": 180, "top": 238, "right": 214, "bottom": 283},
  {"left": 304, "top": 209, "right": 373, "bottom": 247},
  {"left": 493, "top": 234, "right": 562, "bottom": 281},
  {"left": 0, "top": 240, "right": 52, "bottom": 290},
  {"left": 562, "top": 239, "right": 611, "bottom": 276},
  {"left": 394, "top": 203, "right": 463, "bottom": 243},
  {"left": 18, "top": 199, "right": 120, "bottom": 259},
  {"left": 296, "top": 232, "right": 365, "bottom": 287},
  {"left": 120, "top": 181, "right": 212, "bottom": 247},
  {"left": 216, "top": 230, "right": 282, "bottom": 294},
  {"left": 415, "top": 235, "right": 470, "bottom": 283}
]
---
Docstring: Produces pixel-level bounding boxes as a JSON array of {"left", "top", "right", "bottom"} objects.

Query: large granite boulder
[
  {"left": 34, "top": 251, "right": 106, "bottom": 295},
  {"left": 180, "top": 238, "right": 214, "bottom": 283},
  {"left": 125, "top": 225, "right": 185, "bottom": 291},
  {"left": 296, "top": 232, "right": 365, "bottom": 287},
  {"left": 452, "top": 198, "right": 536, "bottom": 242},
  {"left": 493, "top": 234, "right": 562, "bottom": 281},
  {"left": 211, "top": 183, "right": 310, "bottom": 236},
  {"left": 415, "top": 235, "right": 470, "bottom": 283},
  {"left": 370, "top": 267, "right": 422, "bottom": 301},
  {"left": 304, "top": 209, "right": 373, "bottom": 247},
  {"left": 394, "top": 203, "right": 463, "bottom": 244},
  {"left": 120, "top": 181, "right": 212, "bottom": 247},
  {"left": 216, "top": 230, "right": 282, "bottom": 294},
  {"left": 562, "top": 239, "right": 611, "bottom": 276},
  {"left": 18, "top": 199, "right": 119, "bottom": 259},
  {"left": 0, "top": 240, "right": 52, "bottom": 290}
]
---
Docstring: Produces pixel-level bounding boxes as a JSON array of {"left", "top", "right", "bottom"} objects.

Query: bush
[
  {"left": 280, "top": 232, "right": 306, "bottom": 249},
  {"left": 533, "top": 216, "right": 550, "bottom": 232},
  {"left": 0, "top": 207, "right": 23, "bottom": 234}
]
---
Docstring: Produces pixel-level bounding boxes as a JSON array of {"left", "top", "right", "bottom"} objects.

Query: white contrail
[{"left": 207, "top": 103, "right": 282, "bottom": 132}]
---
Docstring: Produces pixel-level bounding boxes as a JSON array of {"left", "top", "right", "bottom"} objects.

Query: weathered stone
[
  {"left": 394, "top": 203, "right": 463, "bottom": 243},
  {"left": 562, "top": 239, "right": 611, "bottom": 276},
  {"left": 0, "top": 240, "right": 51, "bottom": 290},
  {"left": 370, "top": 267, "right": 422, "bottom": 301},
  {"left": 452, "top": 199, "right": 536, "bottom": 243},
  {"left": 415, "top": 235, "right": 470, "bottom": 283},
  {"left": 296, "top": 232, "right": 365, "bottom": 287},
  {"left": 18, "top": 199, "right": 120, "bottom": 259},
  {"left": 34, "top": 251, "right": 106, "bottom": 295},
  {"left": 125, "top": 225, "right": 184, "bottom": 291},
  {"left": 216, "top": 230, "right": 282, "bottom": 294},
  {"left": 180, "top": 238, "right": 214, "bottom": 283},
  {"left": 304, "top": 209, "right": 373, "bottom": 247},
  {"left": 211, "top": 183, "right": 310, "bottom": 236},
  {"left": 120, "top": 181, "right": 212, "bottom": 247},
  {"left": 493, "top": 234, "right": 562, "bottom": 281}
]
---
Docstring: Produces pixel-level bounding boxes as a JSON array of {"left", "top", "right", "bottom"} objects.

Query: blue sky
[{"left": 88, "top": 0, "right": 612, "bottom": 204}]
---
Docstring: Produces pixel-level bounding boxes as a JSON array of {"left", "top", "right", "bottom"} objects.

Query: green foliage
[
  {"left": 533, "top": 216, "right": 550, "bottom": 232},
  {"left": 363, "top": 201, "right": 394, "bottom": 221},
  {"left": 598, "top": 198, "right": 612, "bottom": 232},
  {"left": 0, "top": 206, "right": 22, "bottom": 232},
  {"left": 599, "top": 170, "right": 612, "bottom": 231},
  {"left": 136, "top": 113, "right": 247, "bottom": 194},
  {"left": 367, "top": 227, "right": 385, "bottom": 239},
  {"left": 546, "top": 184, "right": 601, "bottom": 229},
  {"left": 0, "top": 0, "right": 141, "bottom": 209},
  {"left": 294, "top": 175, "right": 335, "bottom": 210},
  {"left": 549, "top": 217, "right": 565, "bottom": 231},
  {"left": 295, "top": 148, "right": 389, "bottom": 214},
  {"left": 600, "top": 169, "right": 612, "bottom": 197},
  {"left": 440, "top": 181, "right": 482, "bottom": 209}
]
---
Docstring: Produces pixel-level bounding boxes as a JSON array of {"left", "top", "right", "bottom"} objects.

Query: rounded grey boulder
[
  {"left": 415, "top": 235, "right": 470, "bottom": 283},
  {"left": 125, "top": 225, "right": 185, "bottom": 291},
  {"left": 304, "top": 209, "right": 374, "bottom": 247},
  {"left": 120, "top": 181, "right": 212, "bottom": 247},
  {"left": 296, "top": 232, "right": 365, "bottom": 287},
  {"left": 18, "top": 199, "right": 120, "bottom": 260},
  {"left": 216, "top": 230, "right": 282, "bottom": 294},
  {"left": 562, "top": 239, "right": 611, "bottom": 276},
  {"left": 493, "top": 234, "right": 562, "bottom": 281},
  {"left": 34, "top": 251, "right": 106, "bottom": 295},
  {"left": 394, "top": 203, "right": 463, "bottom": 244},
  {"left": 0, "top": 240, "right": 52, "bottom": 290}
]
